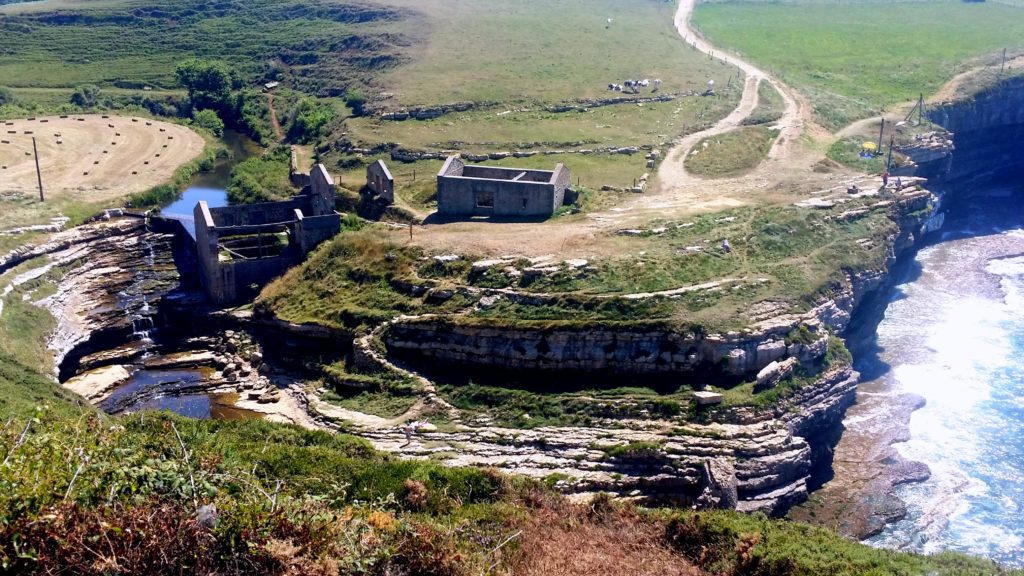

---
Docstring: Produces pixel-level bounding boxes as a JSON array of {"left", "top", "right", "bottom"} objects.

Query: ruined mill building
[
  {"left": 436, "top": 155, "right": 571, "bottom": 218},
  {"left": 194, "top": 164, "right": 340, "bottom": 305}
]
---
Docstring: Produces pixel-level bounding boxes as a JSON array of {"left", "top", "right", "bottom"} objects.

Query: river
[
  {"left": 804, "top": 188, "right": 1024, "bottom": 566},
  {"left": 101, "top": 129, "right": 263, "bottom": 420},
  {"left": 159, "top": 129, "right": 262, "bottom": 236}
]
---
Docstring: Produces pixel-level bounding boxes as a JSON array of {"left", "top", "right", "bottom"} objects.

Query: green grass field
[
  {"left": 742, "top": 80, "right": 785, "bottom": 126},
  {"left": 377, "top": 0, "right": 733, "bottom": 106},
  {"left": 685, "top": 125, "right": 778, "bottom": 177},
  {"left": 692, "top": 0, "right": 1024, "bottom": 130},
  {"left": 0, "top": 0, "right": 411, "bottom": 95},
  {"left": 346, "top": 91, "right": 739, "bottom": 150}
]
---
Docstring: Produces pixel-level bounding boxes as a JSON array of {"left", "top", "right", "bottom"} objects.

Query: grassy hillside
[
  {"left": 376, "top": 0, "right": 730, "bottom": 105},
  {"left": 0, "top": 289, "right": 1019, "bottom": 573},
  {"left": 0, "top": 0, "right": 412, "bottom": 95},
  {"left": 692, "top": 0, "right": 1024, "bottom": 129}
]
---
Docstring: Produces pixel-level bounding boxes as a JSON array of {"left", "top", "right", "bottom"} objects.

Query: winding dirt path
[
  {"left": 650, "top": 0, "right": 805, "bottom": 195},
  {"left": 402, "top": 0, "right": 825, "bottom": 256},
  {"left": 266, "top": 93, "right": 285, "bottom": 142}
]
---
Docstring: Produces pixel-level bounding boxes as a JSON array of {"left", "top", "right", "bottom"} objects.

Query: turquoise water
[{"left": 866, "top": 194, "right": 1024, "bottom": 566}]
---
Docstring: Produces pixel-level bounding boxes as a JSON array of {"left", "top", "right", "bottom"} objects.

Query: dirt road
[
  {"left": 0, "top": 115, "right": 204, "bottom": 205},
  {"left": 397, "top": 0, "right": 827, "bottom": 256}
]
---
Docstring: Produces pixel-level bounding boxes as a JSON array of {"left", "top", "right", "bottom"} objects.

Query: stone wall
[
  {"left": 309, "top": 164, "right": 336, "bottom": 216},
  {"left": 193, "top": 163, "right": 341, "bottom": 305},
  {"left": 366, "top": 159, "right": 394, "bottom": 203}
]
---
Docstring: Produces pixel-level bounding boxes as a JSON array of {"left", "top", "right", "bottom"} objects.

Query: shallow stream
[{"left": 89, "top": 129, "right": 264, "bottom": 421}]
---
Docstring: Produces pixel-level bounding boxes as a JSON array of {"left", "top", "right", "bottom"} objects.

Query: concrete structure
[
  {"left": 365, "top": 159, "right": 394, "bottom": 204},
  {"left": 194, "top": 164, "right": 340, "bottom": 305},
  {"left": 436, "top": 155, "right": 570, "bottom": 218}
]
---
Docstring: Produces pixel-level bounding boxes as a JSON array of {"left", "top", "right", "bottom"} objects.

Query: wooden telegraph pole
[
  {"left": 999, "top": 48, "right": 1007, "bottom": 81},
  {"left": 32, "top": 137, "right": 44, "bottom": 202},
  {"left": 886, "top": 135, "right": 896, "bottom": 173},
  {"left": 876, "top": 117, "right": 886, "bottom": 153}
]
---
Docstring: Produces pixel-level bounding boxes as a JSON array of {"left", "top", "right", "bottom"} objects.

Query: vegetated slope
[
  {"left": 0, "top": 293, "right": 1019, "bottom": 574},
  {"left": 0, "top": 344, "right": 1019, "bottom": 573},
  {"left": 0, "top": 0, "right": 415, "bottom": 95},
  {"left": 685, "top": 125, "right": 778, "bottom": 178},
  {"left": 692, "top": 0, "right": 1024, "bottom": 130}
]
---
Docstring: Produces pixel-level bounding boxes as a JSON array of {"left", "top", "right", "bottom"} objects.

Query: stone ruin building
[
  {"left": 436, "top": 155, "right": 571, "bottom": 218},
  {"left": 365, "top": 159, "right": 394, "bottom": 204},
  {"left": 194, "top": 164, "right": 340, "bottom": 305}
]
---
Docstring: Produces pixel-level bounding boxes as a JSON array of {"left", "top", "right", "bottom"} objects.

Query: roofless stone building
[{"left": 436, "top": 155, "right": 570, "bottom": 218}]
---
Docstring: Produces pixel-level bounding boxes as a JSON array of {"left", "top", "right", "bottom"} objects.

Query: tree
[
  {"left": 70, "top": 85, "right": 101, "bottom": 108},
  {"left": 0, "top": 86, "right": 14, "bottom": 106},
  {"left": 288, "top": 98, "right": 334, "bottom": 143},
  {"left": 175, "top": 59, "right": 234, "bottom": 114},
  {"left": 192, "top": 108, "right": 224, "bottom": 137}
]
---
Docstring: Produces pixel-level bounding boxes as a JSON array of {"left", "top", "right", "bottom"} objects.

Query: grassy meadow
[
  {"left": 0, "top": 0, "right": 412, "bottom": 94},
  {"left": 692, "top": 0, "right": 1024, "bottom": 130},
  {"left": 685, "top": 125, "right": 778, "bottom": 177},
  {"left": 377, "top": 0, "right": 732, "bottom": 106},
  {"left": 346, "top": 91, "right": 739, "bottom": 150}
]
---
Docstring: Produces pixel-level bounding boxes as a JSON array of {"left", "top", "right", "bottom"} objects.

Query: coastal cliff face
[
  {"left": 930, "top": 76, "right": 1024, "bottom": 193},
  {"left": 351, "top": 199, "right": 937, "bottom": 515}
]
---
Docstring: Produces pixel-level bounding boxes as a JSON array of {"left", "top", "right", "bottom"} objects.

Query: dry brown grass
[{"left": 505, "top": 501, "right": 703, "bottom": 576}]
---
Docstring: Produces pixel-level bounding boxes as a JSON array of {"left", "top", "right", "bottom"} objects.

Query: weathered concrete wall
[
  {"left": 461, "top": 165, "right": 552, "bottom": 183},
  {"left": 209, "top": 200, "right": 304, "bottom": 227},
  {"left": 194, "top": 163, "right": 340, "bottom": 305},
  {"left": 194, "top": 201, "right": 224, "bottom": 302},
  {"left": 551, "top": 163, "right": 570, "bottom": 211},
  {"left": 222, "top": 255, "right": 292, "bottom": 303},
  {"left": 295, "top": 211, "right": 341, "bottom": 254},
  {"left": 309, "top": 164, "right": 336, "bottom": 216},
  {"left": 289, "top": 147, "right": 311, "bottom": 188},
  {"left": 436, "top": 156, "right": 570, "bottom": 218},
  {"left": 366, "top": 159, "right": 394, "bottom": 203}
]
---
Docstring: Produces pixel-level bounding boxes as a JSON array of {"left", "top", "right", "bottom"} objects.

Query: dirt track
[
  {"left": 398, "top": 0, "right": 832, "bottom": 257},
  {"left": 0, "top": 115, "right": 205, "bottom": 204}
]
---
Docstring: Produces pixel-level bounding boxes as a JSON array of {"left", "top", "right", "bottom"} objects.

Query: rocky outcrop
[
  {"left": 385, "top": 320, "right": 824, "bottom": 380},
  {"left": 21, "top": 218, "right": 182, "bottom": 375},
  {"left": 929, "top": 76, "right": 1024, "bottom": 191},
  {"left": 356, "top": 362, "right": 858, "bottom": 516}
]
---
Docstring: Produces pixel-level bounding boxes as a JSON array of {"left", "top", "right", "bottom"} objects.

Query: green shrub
[
  {"left": 192, "top": 108, "right": 224, "bottom": 137},
  {"left": 69, "top": 84, "right": 100, "bottom": 108},
  {"left": 227, "top": 146, "right": 294, "bottom": 204}
]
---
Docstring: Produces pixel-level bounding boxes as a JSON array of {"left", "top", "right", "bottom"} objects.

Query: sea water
[{"left": 865, "top": 191, "right": 1024, "bottom": 566}]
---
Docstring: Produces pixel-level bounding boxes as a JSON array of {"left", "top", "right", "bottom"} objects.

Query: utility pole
[
  {"left": 918, "top": 93, "right": 925, "bottom": 126},
  {"left": 999, "top": 48, "right": 1007, "bottom": 81},
  {"left": 877, "top": 117, "right": 886, "bottom": 154},
  {"left": 32, "top": 137, "right": 44, "bottom": 202},
  {"left": 886, "top": 135, "right": 895, "bottom": 172}
]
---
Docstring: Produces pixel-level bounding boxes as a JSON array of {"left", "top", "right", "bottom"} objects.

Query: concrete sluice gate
[{"left": 193, "top": 164, "right": 341, "bottom": 305}]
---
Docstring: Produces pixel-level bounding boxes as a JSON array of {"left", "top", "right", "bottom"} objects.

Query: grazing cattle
[
  {"left": 639, "top": 79, "right": 650, "bottom": 87},
  {"left": 608, "top": 83, "right": 615, "bottom": 90},
  {"left": 653, "top": 79, "right": 662, "bottom": 88},
  {"left": 613, "top": 84, "right": 623, "bottom": 92}
]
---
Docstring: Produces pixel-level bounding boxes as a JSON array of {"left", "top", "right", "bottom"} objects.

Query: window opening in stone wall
[{"left": 475, "top": 191, "right": 494, "bottom": 208}]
